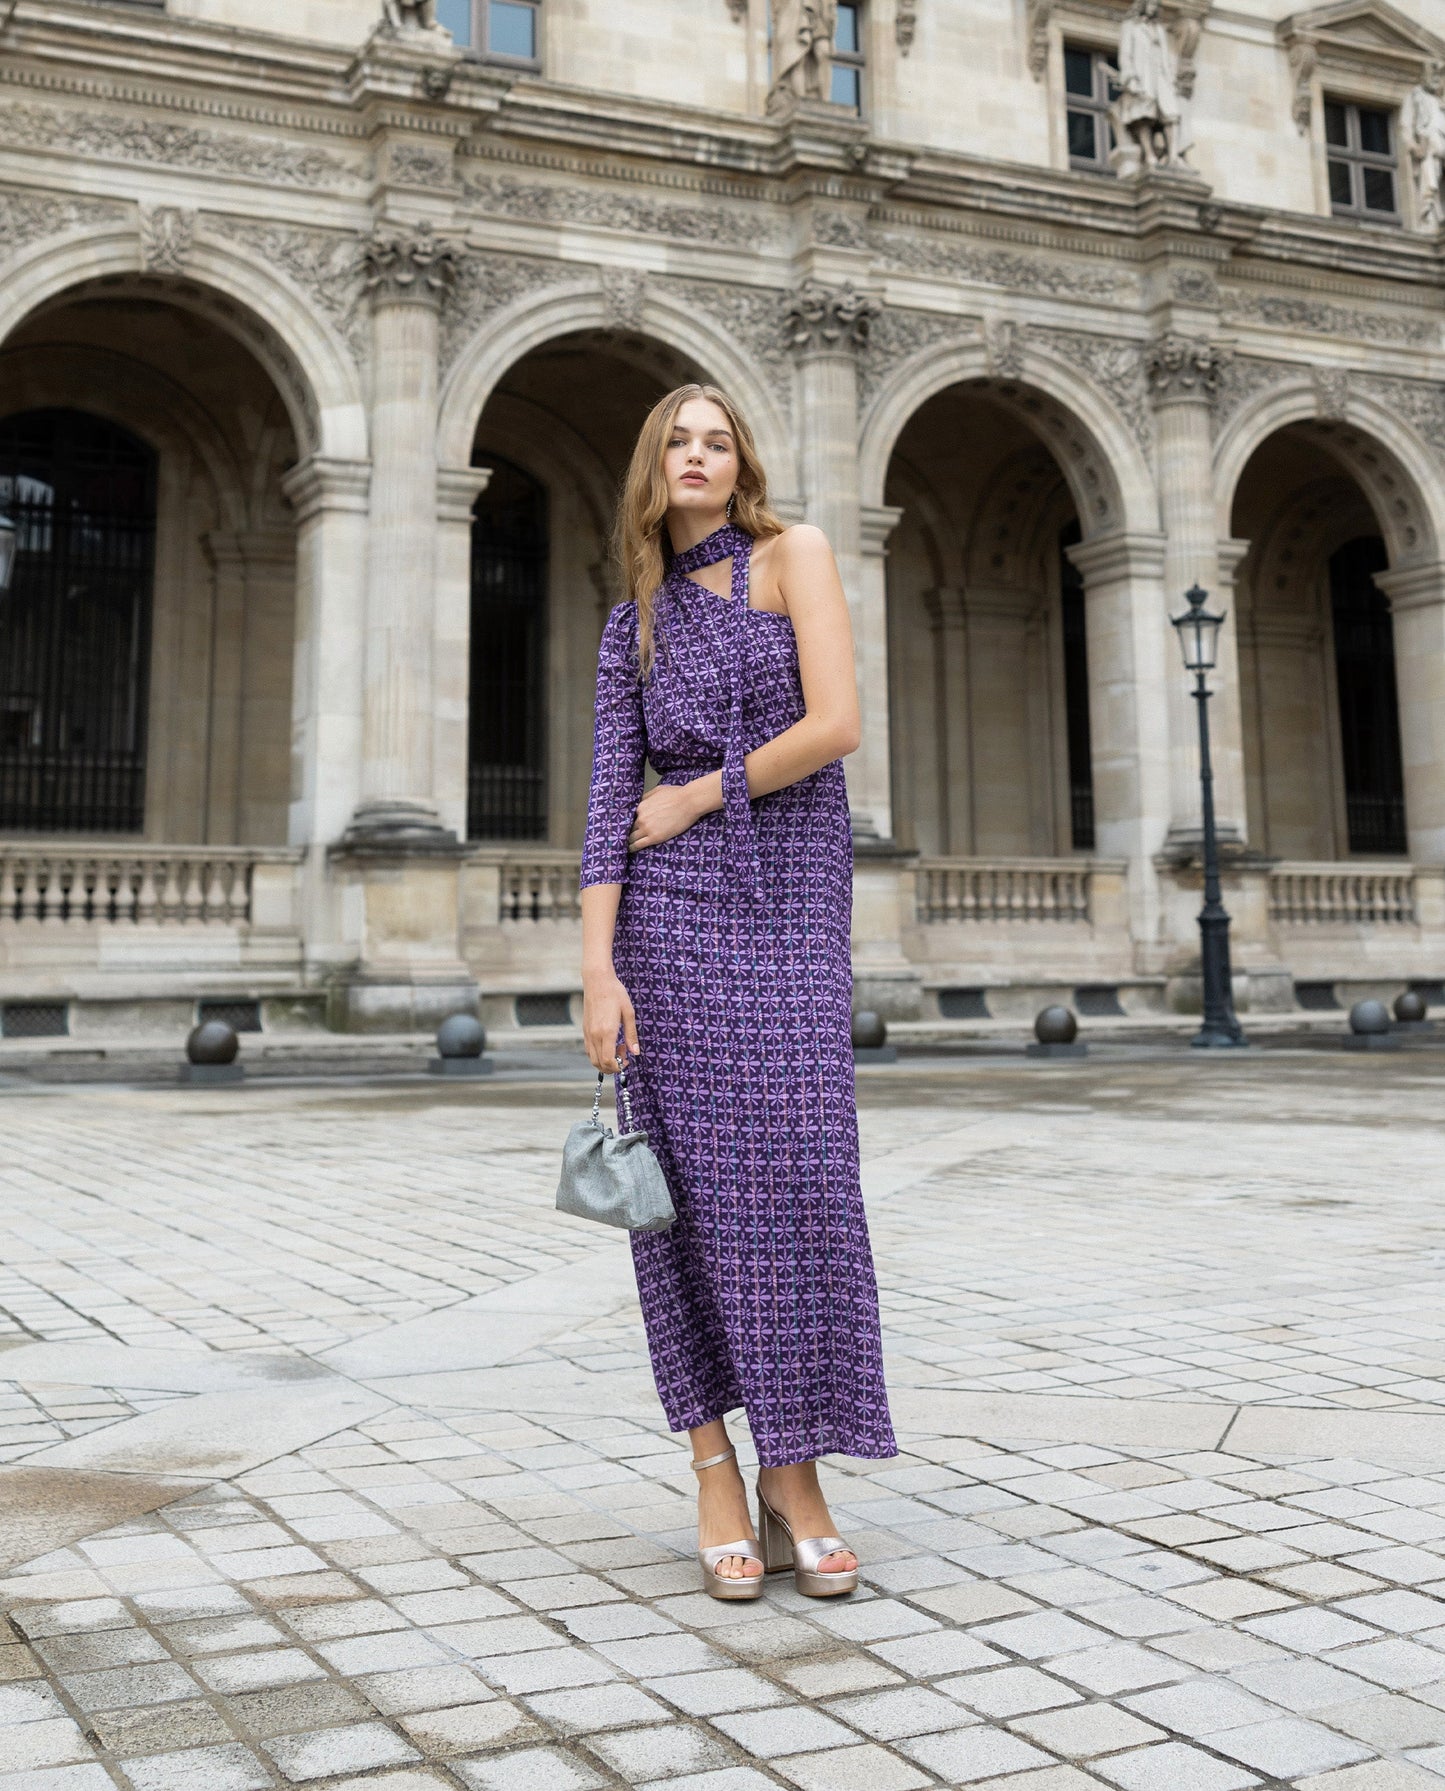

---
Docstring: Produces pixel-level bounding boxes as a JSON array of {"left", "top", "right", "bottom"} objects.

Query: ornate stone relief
[
  {"left": 1311, "top": 365, "right": 1350, "bottom": 421},
  {"left": 1040, "top": 326, "right": 1153, "bottom": 451},
  {"left": 1144, "top": 331, "right": 1226, "bottom": 400},
  {"left": 1026, "top": 0, "right": 1051, "bottom": 80},
  {"left": 986, "top": 317, "right": 1024, "bottom": 379},
  {"left": 599, "top": 267, "right": 647, "bottom": 331},
  {"left": 897, "top": 1, "right": 918, "bottom": 52},
  {"left": 1287, "top": 40, "right": 1316, "bottom": 133},
  {"left": 1170, "top": 265, "right": 1220, "bottom": 306},
  {"left": 1407, "top": 68, "right": 1445, "bottom": 228},
  {"left": 362, "top": 222, "right": 461, "bottom": 306},
  {"left": 868, "top": 224, "right": 1134, "bottom": 298},
  {"left": 0, "top": 188, "right": 124, "bottom": 256},
  {"left": 1208, "top": 355, "right": 1293, "bottom": 436},
  {"left": 1224, "top": 290, "right": 1437, "bottom": 347},
  {"left": 1353, "top": 373, "right": 1445, "bottom": 455},
  {"left": 205, "top": 217, "right": 370, "bottom": 366},
  {"left": 857, "top": 307, "right": 977, "bottom": 409},
  {"left": 439, "top": 252, "right": 579, "bottom": 378},
  {"left": 5, "top": 102, "right": 359, "bottom": 189},
  {"left": 388, "top": 144, "right": 454, "bottom": 187},
  {"left": 461, "top": 169, "right": 772, "bottom": 248},
  {"left": 139, "top": 205, "right": 195, "bottom": 274},
  {"left": 781, "top": 278, "right": 880, "bottom": 354},
  {"left": 654, "top": 276, "right": 794, "bottom": 406}
]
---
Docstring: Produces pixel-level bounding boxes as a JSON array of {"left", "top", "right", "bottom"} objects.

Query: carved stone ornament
[
  {"left": 381, "top": 0, "right": 449, "bottom": 36},
  {"left": 599, "top": 267, "right": 647, "bottom": 331},
  {"left": 0, "top": 188, "right": 125, "bottom": 257},
  {"left": 1144, "top": 332, "right": 1225, "bottom": 400},
  {"left": 781, "top": 278, "right": 880, "bottom": 354},
  {"left": 770, "top": 0, "right": 838, "bottom": 108},
  {"left": 439, "top": 252, "right": 578, "bottom": 377},
  {"left": 857, "top": 308, "right": 977, "bottom": 410},
  {"left": 1111, "top": 0, "right": 1190, "bottom": 175},
  {"left": 726, "top": 0, "right": 748, "bottom": 17},
  {"left": 139, "top": 204, "right": 195, "bottom": 274},
  {"left": 1039, "top": 327, "right": 1153, "bottom": 453},
  {"left": 207, "top": 216, "right": 370, "bottom": 367},
  {"left": 1354, "top": 372, "right": 1445, "bottom": 455},
  {"left": 986, "top": 317, "right": 1024, "bottom": 380},
  {"left": 1288, "top": 40, "right": 1317, "bottom": 134},
  {"left": 461, "top": 169, "right": 774, "bottom": 249},
  {"left": 389, "top": 144, "right": 454, "bottom": 187},
  {"left": 1407, "top": 65, "right": 1445, "bottom": 229},
  {"left": 1208, "top": 355, "right": 1292, "bottom": 437},
  {"left": 868, "top": 224, "right": 1134, "bottom": 298},
  {"left": 897, "top": 0, "right": 918, "bottom": 53},
  {"left": 362, "top": 221, "right": 462, "bottom": 306},
  {"left": 657, "top": 275, "right": 794, "bottom": 407},
  {"left": 1224, "top": 289, "right": 1436, "bottom": 347},
  {"left": 1026, "top": 0, "right": 1051, "bottom": 80},
  {"left": 1312, "top": 365, "right": 1350, "bottom": 420}
]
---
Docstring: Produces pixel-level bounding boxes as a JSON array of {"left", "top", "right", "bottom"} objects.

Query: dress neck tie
[{"left": 664, "top": 523, "right": 762, "bottom": 901}]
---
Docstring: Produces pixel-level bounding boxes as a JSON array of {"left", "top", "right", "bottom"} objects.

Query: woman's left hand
[{"left": 628, "top": 783, "right": 703, "bottom": 852}]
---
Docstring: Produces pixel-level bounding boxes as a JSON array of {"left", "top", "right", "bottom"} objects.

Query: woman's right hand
[{"left": 583, "top": 970, "right": 640, "bottom": 1072}]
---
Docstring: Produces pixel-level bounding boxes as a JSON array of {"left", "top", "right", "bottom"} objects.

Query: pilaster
[{"left": 1375, "top": 561, "right": 1445, "bottom": 866}]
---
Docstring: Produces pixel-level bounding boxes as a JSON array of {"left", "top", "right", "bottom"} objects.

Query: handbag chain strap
[{"left": 591, "top": 1063, "right": 637, "bottom": 1135}]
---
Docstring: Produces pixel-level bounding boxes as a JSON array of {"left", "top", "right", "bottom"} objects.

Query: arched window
[
  {"left": 468, "top": 455, "right": 548, "bottom": 840},
  {"left": 0, "top": 409, "right": 157, "bottom": 834},
  {"left": 1329, "top": 536, "right": 1406, "bottom": 854}
]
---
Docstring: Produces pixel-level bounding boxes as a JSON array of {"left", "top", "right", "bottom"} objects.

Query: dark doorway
[
  {"left": 0, "top": 409, "right": 157, "bottom": 834},
  {"left": 1329, "top": 535, "right": 1406, "bottom": 855},
  {"left": 1059, "top": 521, "right": 1095, "bottom": 851},
  {"left": 467, "top": 454, "right": 548, "bottom": 839}
]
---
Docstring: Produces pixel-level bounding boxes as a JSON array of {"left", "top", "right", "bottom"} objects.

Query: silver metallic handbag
[{"left": 556, "top": 1065, "right": 677, "bottom": 1232}]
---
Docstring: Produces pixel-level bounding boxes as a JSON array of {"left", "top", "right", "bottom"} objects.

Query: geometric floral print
[{"left": 580, "top": 524, "right": 897, "bottom": 1466}]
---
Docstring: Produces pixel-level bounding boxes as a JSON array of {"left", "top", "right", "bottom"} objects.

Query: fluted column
[
  {"left": 1146, "top": 333, "right": 1248, "bottom": 850},
  {"left": 345, "top": 222, "right": 460, "bottom": 847},
  {"left": 784, "top": 280, "right": 893, "bottom": 843},
  {"left": 1374, "top": 562, "right": 1445, "bottom": 865}
]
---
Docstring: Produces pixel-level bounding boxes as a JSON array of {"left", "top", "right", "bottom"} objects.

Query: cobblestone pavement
[{"left": 3, "top": 1052, "right": 1445, "bottom": 1791}]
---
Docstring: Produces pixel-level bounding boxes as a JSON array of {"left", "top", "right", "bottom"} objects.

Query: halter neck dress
[{"left": 580, "top": 523, "right": 896, "bottom": 1467}]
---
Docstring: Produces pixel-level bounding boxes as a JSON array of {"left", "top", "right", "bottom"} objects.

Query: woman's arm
[
  {"left": 579, "top": 604, "right": 646, "bottom": 1070},
  {"left": 627, "top": 525, "right": 860, "bottom": 849}
]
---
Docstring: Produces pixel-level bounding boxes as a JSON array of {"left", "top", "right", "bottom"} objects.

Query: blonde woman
[{"left": 579, "top": 384, "right": 895, "bottom": 1600}]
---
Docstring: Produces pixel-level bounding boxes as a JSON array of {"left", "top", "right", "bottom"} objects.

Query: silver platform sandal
[
  {"left": 757, "top": 1489, "right": 858, "bottom": 1598},
  {"left": 692, "top": 1446, "right": 764, "bottom": 1601}
]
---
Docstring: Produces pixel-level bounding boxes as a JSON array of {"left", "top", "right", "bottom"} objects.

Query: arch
[
  {"left": 0, "top": 222, "right": 366, "bottom": 461},
  {"left": 1214, "top": 378, "right": 1444, "bottom": 570},
  {"left": 859, "top": 336, "right": 1159, "bottom": 538},
  {"left": 436, "top": 281, "right": 797, "bottom": 500}
]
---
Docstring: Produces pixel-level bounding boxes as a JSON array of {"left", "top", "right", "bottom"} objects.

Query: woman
[{"left": 579, "top": 382, "right": 896, "bottom": 1601}]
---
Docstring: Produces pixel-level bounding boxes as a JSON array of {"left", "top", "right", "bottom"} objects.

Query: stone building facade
[{"left": 1, "top": 0, "right": 1443, "bottom": 1035}]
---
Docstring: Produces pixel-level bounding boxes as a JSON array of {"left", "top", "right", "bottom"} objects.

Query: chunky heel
[
  {"left": 692, "top": 1446, "right": 763, "bottom": 1601},
  {"left": 755, "top": 1490, "right": 857, "bottom": 1598}
]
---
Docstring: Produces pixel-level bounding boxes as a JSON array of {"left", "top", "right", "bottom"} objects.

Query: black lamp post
[{"left": 1171, "top": 584, "right": 1246, "bottom": 1049}]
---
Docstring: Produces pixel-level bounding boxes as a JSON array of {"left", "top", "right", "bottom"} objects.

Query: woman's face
[{"left": 663, "top": 397, "right": 739, "bottom": 519}]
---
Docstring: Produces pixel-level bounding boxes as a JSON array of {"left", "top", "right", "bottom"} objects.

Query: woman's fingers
[{"left": 620, "top": 989, "right": 641, "bottom": 1060}]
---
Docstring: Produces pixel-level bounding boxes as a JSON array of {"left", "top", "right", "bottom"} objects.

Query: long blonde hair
[{"left": 614, "top": 383, "right": 784, "bottom": 679}]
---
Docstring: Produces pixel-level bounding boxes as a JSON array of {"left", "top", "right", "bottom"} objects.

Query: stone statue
[
  {"left": 1111, "top": 0, "right": 1187, "bottom": 173},
  {"left": 381, "top": 0, "right": 443, "bottom": 34},
  {"left": 770, "top": 0, "right": 838, "bottom": 107},
  {"left": 1407, "top": 64, "right": 1445, "bottom": 229}
]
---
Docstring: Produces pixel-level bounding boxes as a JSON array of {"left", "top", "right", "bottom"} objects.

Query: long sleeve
[{"left": 579, "top": 601, "right": 647, "bottom": 889}]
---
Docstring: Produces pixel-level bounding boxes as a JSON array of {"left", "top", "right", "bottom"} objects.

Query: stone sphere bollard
[
  {"left": 429, "top": 1011, "right": 493, "bottom": 1078},
  {"left": 437, "top": 1013, "right": 486, "bottom": 1058},
  {"left": 1350, "top": 999, "right": 1390, "bottom": 1035},
  {"left": 851, "top": 1009, "right": 896, "bottom": 1063},
  {"left": 181, "top": 1019, "right": 243, "bottom": 1084},
  {"left": 1345, "top": 998, "right": 1397, "bottom": 1052},
  {"left": 1394, "top": 990, "right": 1428, "bottom": 1025},
  {"left": 1027, "top": 1004, "right": 1086, "bottom": 1058},
  {"left": 187, "top": 1019, "right": 239, "bottom": 1064},
  {"left": 1035, "top": 1005, "right": 1078, "bottom": 1045}
]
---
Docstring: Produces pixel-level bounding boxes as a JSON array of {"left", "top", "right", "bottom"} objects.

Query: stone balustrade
[
  {"left": 914, "top": 857, "right": 1097, "bottom": 925},
  {"left": 1269, "top": 863, "right": 1418, "bottom": 927},
  {"left": 465, "top": 847, "right": 583, "bottom": 925},
  {"left": 0, "top": 844, "right": 303, "bottom": 928}
]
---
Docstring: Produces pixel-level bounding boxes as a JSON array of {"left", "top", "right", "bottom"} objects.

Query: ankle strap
[{"left": 690, "top": 1446, "right": 736, "bottom": 1472}]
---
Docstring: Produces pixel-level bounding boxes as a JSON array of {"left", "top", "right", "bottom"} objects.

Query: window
[
  {"left": 1324, "top": 99, "right": 1399, "bottom": 220},
  {"left": 1330, "top": 536, "right": 1407, "bottom": 855},
  {"left": 436, "top": 0, "right": 539, "bottom": 63},
  {"left": 1064, "top": 43, "right": 1118, "bottom": 171},
  {"left": 831, "top": 2, "right": 864, "bottom": 110}
]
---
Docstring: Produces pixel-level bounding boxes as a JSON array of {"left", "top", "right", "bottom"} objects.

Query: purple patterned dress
[{"left": 580, "top": 523, "right": 896, "bottom": 1468}]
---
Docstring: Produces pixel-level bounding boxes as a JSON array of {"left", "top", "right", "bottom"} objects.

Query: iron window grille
[
  {"left": 1329, "top": 536, "right": 1407, "bottom": 855},
  {"left": 831, "top": 3, "right": 865, "bottom": 111},
  {"left": 1064, "top": 43, "right": 1119, "bottom": 171},
  {"left": 1324, "top": 99, "right": 1400, "bottom": 221},
  {"left": 434, "top": 0, "right": 539, "bottom": 63},
  {"left": 1059, "top": 523, "right": 1096, "bottom": 851}
]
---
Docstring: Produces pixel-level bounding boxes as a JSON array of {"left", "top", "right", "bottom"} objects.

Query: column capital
[
  {"left": 1215, "top": 536, "right": 1252, "bottom": 586},
  {"left": 1066, "top": 530, "right": 1168, "bottom": 586},
  {"left": 781, "top": 279, "right": 880, "bottom": 357},
  {"left": 1374, "top": 561, "right": 1445, "bottom": 612},
  {"left": 437, "top": 464, "right": 492, "bottom": 524},
  {"left": 1144, "top": 333, "right": 1227, "bottom": 406},
  {"left": 363, "top": 221, "right": 463, "bottom": 308},
  {"left": 859, "top": 502, "right": 904, "bottom": 558},
  {"left": 281, "top": 455, "right": 371, "bottom": 523}
]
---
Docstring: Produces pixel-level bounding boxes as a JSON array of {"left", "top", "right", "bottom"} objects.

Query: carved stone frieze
[
  {"left": 857, "top": 307, "right": 976, "bottom": 409},
  {"left": 1311, "top": 365, "right": 1350, "bottom": 421},
  {"left": 461, "top": 170, "right": 773, "bottom": 248},
  {"left": 654, "top": 275, "right": 794, "bottom": 407},
  {"left": 986, "top": 317, "right": 1024, "bottom": 380},
  {"left": 0, "top": 188, "right": 124, "bottom": 256},
  {"left": 139, "top": 204, "right": 195, "bottom": 274},
  {"left": 1038, "top": 327, "right": 1153, "bottom": 452},
  {"left": 1171, "top": 265, "right": 1220, "bottom": 306},
  {"left": 1208, "top": 355, "right": 1293, "bottom": 437},
  {"left": 362, "top": 222, "right": 461, "bottom": 307},
  {"left": 205, "top": 216, "right": 370, "bottom": 365},
  {"left": 1288, "top": 40, "right": 1317, "bottom": 134},
  {"left": 1144, "top": 332, "right": 1226, "bottom": 401},
  {"left": 782, "top": 279, "right": 880, "bottom": 355},
  {"left": 897, "top": 1, "right": 918, "bottom": 52},
  {"left": 599, "top": 267, "right": 647, "bottom": 331},
  {"left": 439, "top": 252, "right": 578, "bottom": 378},
  {"left": 870, "top": 226, "right": 1135, "bottom": 298},
  {"left": 1353, "top": 373, "right": 1445, "bottom": 454},
  {"left": 5, "top": 102, "right": 359, "bottom": 189},
  {"left": 1224, "top": 290, "right": 1437, "bottom": 348},
  {"left": 388, "top": 144, "right": 454, "bottom": 187},
  {"left": 813, "top": 209, "right": 871, "bottom": 251}
]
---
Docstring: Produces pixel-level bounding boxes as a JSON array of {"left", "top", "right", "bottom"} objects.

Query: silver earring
[{"left": 726, "top": 493, "right": 736, "bottom": 518}]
